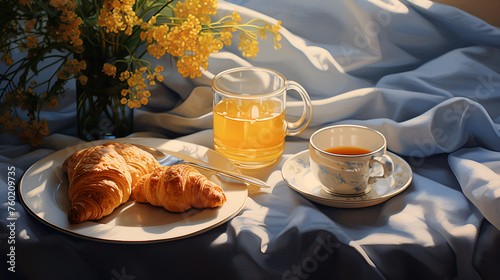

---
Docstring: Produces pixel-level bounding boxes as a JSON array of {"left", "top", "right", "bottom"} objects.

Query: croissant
[
  {"left": 132, "top": 164, "right": 227, "bottom": 212},
  {"left": 62, "top": 147, "right": 89, "bottom": 180},
  {"left": 64, "top": 145, "right": 132, "bottom": 224},
  {"left": 101, "top": 142, "right": 161, "bottom": 186},
  {"left": 63, "top": 142, "right": 160, "bottom": 223}
]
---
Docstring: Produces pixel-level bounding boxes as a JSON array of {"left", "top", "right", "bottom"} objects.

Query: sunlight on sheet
[
  {"left": 368, "top": 0, "right": 411, "bottom": 12},
  {"left": 285, "top": 31, "right": 345, "bottom": 74}
]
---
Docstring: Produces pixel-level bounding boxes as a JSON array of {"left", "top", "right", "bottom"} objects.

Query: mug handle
[
  {"left": 285, "top": 81, "right": 313, "bottom": 136},
  {"left": 368, "top": 154, "right": 394, "bottom": 185}
]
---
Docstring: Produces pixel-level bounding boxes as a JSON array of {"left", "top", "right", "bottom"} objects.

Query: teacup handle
[
  {"left": 368, "top": 154, "right": 394, "bottom": 185},
  {"left": 285, "top": 81, "right": 313, "bottom": 136}
]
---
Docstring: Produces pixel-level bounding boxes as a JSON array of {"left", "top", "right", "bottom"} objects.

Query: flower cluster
[
  {"left": 98, "top": 0, "right": 141, "bottom": 35},
  {"left": 0, "top": 0, "right": 282, "bottom": 146},
  {"left": 50, "top": 0, "right": 84, "bottom": 50},
  {"left": 140, "top": 2, "right": 282, "bottom": 78}
]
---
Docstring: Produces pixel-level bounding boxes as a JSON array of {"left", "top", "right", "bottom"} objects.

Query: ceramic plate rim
[
  {"left": 19, "top": 137, "right": 248, "bottom": 243},
  {"left": 281, "top": 150, "right": 412, "bottom": 208}
]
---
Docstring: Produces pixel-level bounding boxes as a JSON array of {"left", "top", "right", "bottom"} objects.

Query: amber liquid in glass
[
  {"left": 324, "top": 146, "right": 371, "bottom": 155},
  {"left": 213, "top": 98, "right": 285, "bottom": 167}
]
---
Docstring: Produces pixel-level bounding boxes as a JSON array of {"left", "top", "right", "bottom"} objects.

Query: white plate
[
  {"left": 19, "top": 138, "right": 247, "bottom": 243},
  {"left": 281, "top": 150, "right": 412, "bottom": 208}
]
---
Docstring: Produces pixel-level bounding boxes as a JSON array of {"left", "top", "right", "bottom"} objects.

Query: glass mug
[{"left": 212, "top": 67, "right": 312, "bottom": 168}]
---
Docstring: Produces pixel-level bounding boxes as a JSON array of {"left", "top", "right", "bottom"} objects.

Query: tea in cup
[
  {"left": 309, "top": 125, "right": 393, "bottom": 196},
  {"left": 213, "top": 67, "right": 312, "bottom": 168}
]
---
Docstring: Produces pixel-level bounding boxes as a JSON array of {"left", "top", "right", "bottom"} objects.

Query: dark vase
[{"left": 76, "top": 57, "right": 133, "bottom": 141}]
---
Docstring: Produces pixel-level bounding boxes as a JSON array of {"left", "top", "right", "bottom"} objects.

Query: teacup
[{"left": 309, "top": 125, "right": 393, "bottom": 196}]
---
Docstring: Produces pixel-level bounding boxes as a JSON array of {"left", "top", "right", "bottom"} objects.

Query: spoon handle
[{"left": 185, "top": 162, "right": 271, "bottom": 188}]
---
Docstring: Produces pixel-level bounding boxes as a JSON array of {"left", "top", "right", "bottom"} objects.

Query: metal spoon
[{"left": 132, "top": 143, "right": 271, "bottom": 188}]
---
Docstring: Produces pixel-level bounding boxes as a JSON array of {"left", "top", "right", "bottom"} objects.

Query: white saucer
[{"left": 281, "top": 150, "right": 412, "bottom": 208}]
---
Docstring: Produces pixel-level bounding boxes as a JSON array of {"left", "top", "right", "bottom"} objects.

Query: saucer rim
[{"left": 281, "top": 150, "right": 413, "bottom": 208}]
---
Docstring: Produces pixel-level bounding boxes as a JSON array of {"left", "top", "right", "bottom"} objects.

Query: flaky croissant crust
[
  {"left": 101, "top": 142, "right": 161, "bottom": 186},
  {"left": 63, "top": 143, "right": 226, "bottom": 223},
  {"left": 65, "top": 146, "right": 133, "bottom": 223},
  {"left": 132, "top": 164, "right": 227, "bottom": 212},
  {"left": 63, "top": 142, "right": 160, "bottom": 223}
]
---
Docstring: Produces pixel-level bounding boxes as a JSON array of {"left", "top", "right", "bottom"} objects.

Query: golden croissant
[
  {"left": 132, "top": 164, "right": 227, "bottom": 212},
  {"left": 63, "top": 143, "right": 160, "bottom": 223},
  {"left": 101, "top": 142, "right": 161, "bottom": 187}
]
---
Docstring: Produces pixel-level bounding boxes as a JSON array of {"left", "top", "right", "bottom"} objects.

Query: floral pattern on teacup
[
  {"left": 310, "top": 158, "right": 372, "bottom": 195},
  {"left": 344, "top": 162, "right": 364, "bottom": 170}
]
